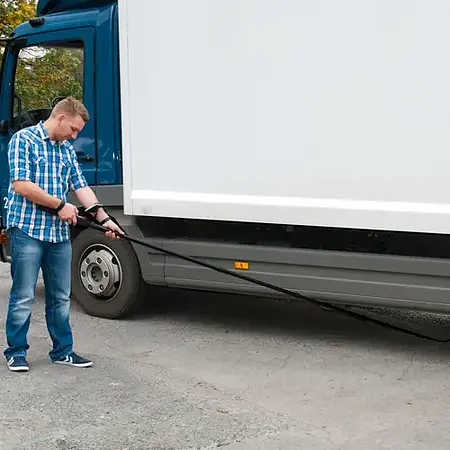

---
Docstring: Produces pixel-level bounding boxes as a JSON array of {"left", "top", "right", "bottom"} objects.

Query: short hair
[{"left": 52, "top": 96, "right": 90, "bottom": 122}]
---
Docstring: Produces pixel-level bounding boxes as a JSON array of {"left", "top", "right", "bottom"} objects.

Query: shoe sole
[
  {"left": 8, "top": 365, "right": 29, "bottom": 372},
  {"left": 53, "top": 361, "right": 93, "bottom": 368}
]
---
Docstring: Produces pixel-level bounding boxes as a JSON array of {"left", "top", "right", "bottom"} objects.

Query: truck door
[
  {"left": 0, "top": 27, "right": 96, "bottom": 225},
  {"left": 0, "top": 41, "right": 16, "bottom": 225}
]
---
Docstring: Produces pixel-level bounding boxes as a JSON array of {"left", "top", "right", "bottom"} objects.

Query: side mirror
[
  {"left": 51, "top": 96, "right": 67, "bottom": 108},
  {"left": 0, "top": 120, "right": 8, "bottom": 136}
]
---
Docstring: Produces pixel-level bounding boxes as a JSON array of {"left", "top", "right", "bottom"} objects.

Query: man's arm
[
  {"left": 74, "top": 185, "right": 123, "bottom": 238},
  {"left": 73, "top": 186, "right": 109, "bottom": 222},
  {"left": 69, "top": 149, "right": 123, "bottom": 237},
  {"left": 68, "top": 148, "right": 108, "bottom": 220},
  {"left": 13, "top": 181, "right": 64, "bottom": 210}
]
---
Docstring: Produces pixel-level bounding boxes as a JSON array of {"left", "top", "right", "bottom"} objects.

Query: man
[{"left": 3, "top": 97, "right": 122, "bottom": 372}]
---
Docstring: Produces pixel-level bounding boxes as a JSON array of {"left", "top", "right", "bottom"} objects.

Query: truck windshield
[{"left": 11, "top": 41, "right": 84, "bottom": 132}]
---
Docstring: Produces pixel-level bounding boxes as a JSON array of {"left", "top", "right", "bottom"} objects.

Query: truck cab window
[{"left": 12, "top": 42, "right": 84, "bottom": 132}]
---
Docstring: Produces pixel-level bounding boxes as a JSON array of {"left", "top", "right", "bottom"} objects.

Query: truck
[{"left": 2, "top": 0, "right": 450, "bottom": 319}]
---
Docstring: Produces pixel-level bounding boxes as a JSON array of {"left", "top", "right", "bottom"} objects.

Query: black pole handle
[{"left": 76, "top": 215, "right": 108, "bottom": 232}]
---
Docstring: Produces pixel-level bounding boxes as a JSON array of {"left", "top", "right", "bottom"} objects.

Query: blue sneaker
[
  {"left": 6, "top": 356, "right": 29, "bottom": 372},
  {"left": 53, "top": 352, "right": 93, "bottom": 368}
]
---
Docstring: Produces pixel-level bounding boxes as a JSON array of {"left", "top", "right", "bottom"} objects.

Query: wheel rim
[{"left": 79, "top": 244, "right": 123, "bottom": 300}]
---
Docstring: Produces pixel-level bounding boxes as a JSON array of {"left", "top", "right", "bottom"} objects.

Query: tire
[{"left": 70, "top": 228, "right": 146, "bottom": 319}]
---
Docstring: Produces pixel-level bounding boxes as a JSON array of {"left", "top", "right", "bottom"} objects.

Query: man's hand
[
  {"left": 102, "top": 218, "right": 124, "bottom": 240},
  {"left": 58, "top": 202, "right": 79, "bottom": 225}
]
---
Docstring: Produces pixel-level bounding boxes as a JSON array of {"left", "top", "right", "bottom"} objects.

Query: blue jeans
[{"left": 4, "top": 227, "right": 73, "bottom": 361}]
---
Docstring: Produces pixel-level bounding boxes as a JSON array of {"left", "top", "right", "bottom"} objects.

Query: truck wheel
[{"left": 70, "top": 228, "right": 146, "bottom": 319}]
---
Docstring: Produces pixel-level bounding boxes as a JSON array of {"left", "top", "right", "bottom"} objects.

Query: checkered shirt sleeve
[
  {"left": 69, "top": 146, "right": 88, "bottom": 192},
  {"left": 8, "top": 132, "right": 32, "bottom": 183}
]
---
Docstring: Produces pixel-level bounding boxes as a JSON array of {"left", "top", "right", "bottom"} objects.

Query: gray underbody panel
[{"left": 141, "top": 238, "right": 450, "bottom": 314}]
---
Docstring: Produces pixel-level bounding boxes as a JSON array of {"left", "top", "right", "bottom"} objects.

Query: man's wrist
[
  {"left": 55, "top": 199, "right": 65, "bottom": 213},
  {"left": 95, "top": 207, "right": 109, "bottom": 221},
  {"left": 38, "top": 198, "right": 65, "bottom": 216},
  {"left": 99, "top": 216, "right": 111, "bottom": 225},
  {"left": 88, "top": 205, "right": 110, "bottom": 224},
  {"left": 85, "top": 202, "right": 107, "bottom": 219}
]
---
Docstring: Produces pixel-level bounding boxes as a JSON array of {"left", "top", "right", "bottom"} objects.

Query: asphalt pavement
[{"left": 1, "top": 263, "right": 450, "bottom": 450}]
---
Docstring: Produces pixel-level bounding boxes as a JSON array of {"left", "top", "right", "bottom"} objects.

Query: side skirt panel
[{"left": 150, "top": 239, "right": 450, "bottom": 313}]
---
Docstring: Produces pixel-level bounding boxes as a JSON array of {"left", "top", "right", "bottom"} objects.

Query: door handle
[{"left": 76, "top": 151, "right": 95, "bottom": 162}]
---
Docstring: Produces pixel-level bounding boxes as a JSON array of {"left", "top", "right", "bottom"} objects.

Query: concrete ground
[{"left": 1, "top": 264, "right": 450, "bottom": 450}]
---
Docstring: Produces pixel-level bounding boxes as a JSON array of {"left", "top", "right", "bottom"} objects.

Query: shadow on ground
[{"left": 87, "top": 285, "right": 450, "bottom": 358}]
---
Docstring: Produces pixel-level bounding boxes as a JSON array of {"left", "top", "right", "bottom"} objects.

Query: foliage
[
  {"left": 0, "top": 0, "right": 36, "bottom": 38},
  {"left": 0, "top": 1, "right": 84, "bottom": 112},
  {"left": 16, "top": 46, "right": 84, "bottom": 110}
]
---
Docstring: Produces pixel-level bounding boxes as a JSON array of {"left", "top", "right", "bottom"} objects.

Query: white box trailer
[
  {"left": 119, "top": 0, "right": 450, "bottom": 235},
  {"left": 98, "top": 0, "right": 450, "bottom": 320}
]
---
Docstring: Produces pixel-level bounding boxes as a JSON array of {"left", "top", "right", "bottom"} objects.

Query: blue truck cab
[
  {"left": 0, "top": 0, "right": 122, "bottom": 196},
  {"left": 0, "top": 0, "right": 149, "bottom": 318}
]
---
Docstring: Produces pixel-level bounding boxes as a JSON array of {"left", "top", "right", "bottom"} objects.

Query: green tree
[
  {"left": 0, "top": 0, "right": 36, "bottom": 38},
  {"left": 1, "top": 1, "right": 84, "bottom": 115},
  {"left": 15, "top": 45, "right": 84, "bottom": 111}
]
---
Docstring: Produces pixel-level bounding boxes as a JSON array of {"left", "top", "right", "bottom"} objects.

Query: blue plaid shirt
[{"left": 6, "top": 122, "right": 88, "bottom": 243}]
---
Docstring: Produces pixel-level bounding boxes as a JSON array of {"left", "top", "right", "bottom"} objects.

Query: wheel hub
[{"left": 79, "top": 247, "right": 122, "bottom": 298}]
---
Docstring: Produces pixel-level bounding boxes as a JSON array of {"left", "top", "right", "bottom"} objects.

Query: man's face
[{"left": 54, "top": 113, "right": 85, "bottom": 141}]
